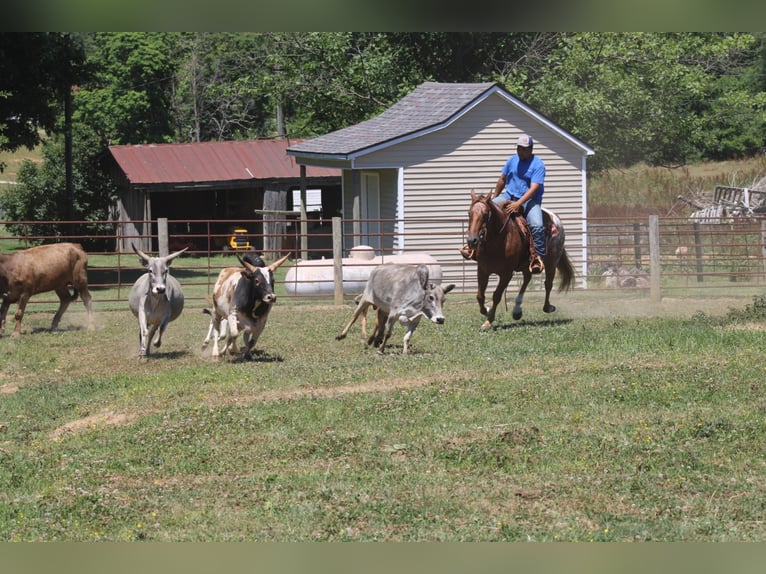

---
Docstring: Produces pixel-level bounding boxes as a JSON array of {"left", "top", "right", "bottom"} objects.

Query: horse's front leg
[
  {"left": 512, "top": 271, "right": 532, "bottom": 320},
  {"left": 476, "top": 272, "right": 489, "bottom": 318}
]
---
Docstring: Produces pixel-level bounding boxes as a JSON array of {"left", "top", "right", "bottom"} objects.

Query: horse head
[{"left": 466, "top": 189, "right": 503, "bottom": 256}]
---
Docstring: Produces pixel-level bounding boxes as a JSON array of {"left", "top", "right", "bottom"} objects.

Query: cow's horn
[
  {"left": 268, "top": 253, "right": 291, "bottom": 272},
  {"left": 166, "top": 246, "right": 188, "bottom": 262},
  {"left": 132, "top": 243, "right": 151, "bottom": 262}
]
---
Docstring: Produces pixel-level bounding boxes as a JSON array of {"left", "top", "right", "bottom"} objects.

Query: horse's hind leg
[
  {"left": 542, "top": 257, "right": 557, "bottom": 313},
  {"left": 512, "top": 272, "right": 532, "bottom": 320}
]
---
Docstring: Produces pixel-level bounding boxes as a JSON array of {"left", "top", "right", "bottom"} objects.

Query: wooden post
[
  {"left": 158, "top": 218, "right": 169, "bottom": 257},
  {"left": 333, "top": 217, "right": 344, "bottom": 305},
  {"left": 649, "top": 215, "right": 661, "bottom": 302}
]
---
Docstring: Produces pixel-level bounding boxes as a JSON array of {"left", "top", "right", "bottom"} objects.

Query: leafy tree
[
  {"left": 74, "top": 32, "right": 177, "bottom": 145},
  {"left": 0, "top": 123, "right": 118, "bottom": 247},
  {"left": 526, "top": 33, "right": 766, "bottom": 171},
  {"left": 0, "top": 33, "right": 87, "bottom": 170},
  {"left": 172, "top": 33, "right": 272, "bottom": 142}
]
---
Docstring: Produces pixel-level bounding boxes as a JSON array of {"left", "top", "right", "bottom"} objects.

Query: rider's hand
[{"left": 504, "top": 201, "right": 521, "bottom": 215}]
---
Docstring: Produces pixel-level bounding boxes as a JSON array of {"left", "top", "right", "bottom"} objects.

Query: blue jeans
[{"left": 492, "top": 193, "right": 545, "bottom": 257}]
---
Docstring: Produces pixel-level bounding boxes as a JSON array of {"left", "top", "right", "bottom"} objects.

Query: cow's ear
[{"left": 416, "top": 264, "right": 429, "bottom": 289}]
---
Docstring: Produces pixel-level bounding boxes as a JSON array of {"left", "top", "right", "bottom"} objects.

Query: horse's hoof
[
  {"left": 544, "top": 305, "right": 556, "bottom": 314},
  {"left": 513, "top": 309, "right": 523, "bottom": 321},
  {"left": 480, "top": 321, "right": 492, "bottom": 331}
]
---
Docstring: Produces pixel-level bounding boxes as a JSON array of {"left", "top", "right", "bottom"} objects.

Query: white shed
[{"left": 287, "top": 82, "right": 595, "bottom": 290}]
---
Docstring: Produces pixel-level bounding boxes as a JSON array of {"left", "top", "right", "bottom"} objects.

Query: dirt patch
[
  {"left": 50, "top": 410, "right": 139, "bottom": 439},
  {"left": 210, "top": 375, "right": 442, "bottom": 407},
  {"left": 48, "top": 376, "right": 445, "bottom": 439},
  {"left": 1, "top": 381, "right": 19, "bottom": 395}
]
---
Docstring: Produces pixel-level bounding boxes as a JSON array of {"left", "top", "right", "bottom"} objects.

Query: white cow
[
  {"left": 128, "top": 245, "right": 187, "bottom": 357},
  {"left": 336, "top": 263, "right": 455, "bottom": 355}
]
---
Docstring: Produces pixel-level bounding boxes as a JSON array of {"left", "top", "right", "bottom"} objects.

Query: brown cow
[{"left": 0, "top": 242, "right": 95, "bottom": 337}]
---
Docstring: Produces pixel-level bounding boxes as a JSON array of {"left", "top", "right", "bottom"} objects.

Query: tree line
[{"left": 1, "top": 32, "right": 765, "bottom": 237}]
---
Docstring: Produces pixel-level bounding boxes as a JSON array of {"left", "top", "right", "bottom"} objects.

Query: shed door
[{"left": 361, "top": 172, "right": 380, "bottom": 250}]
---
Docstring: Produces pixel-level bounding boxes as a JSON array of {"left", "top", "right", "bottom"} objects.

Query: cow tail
[{"left": 66, "top": 283, "right": 80, "bottom": 302}]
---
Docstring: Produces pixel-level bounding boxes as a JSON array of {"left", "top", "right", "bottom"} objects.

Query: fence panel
[{"left": 2, "top": 215, "right": 765, "bottom": 313}]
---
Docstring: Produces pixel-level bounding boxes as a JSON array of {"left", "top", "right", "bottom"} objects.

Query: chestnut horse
[{"left": 463, "top": 189, "right": 574, "bottom": 330}]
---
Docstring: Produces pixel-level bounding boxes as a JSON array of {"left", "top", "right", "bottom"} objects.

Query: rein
[{"left": 477, "top": 198, "right": 513, "bottom": 244}]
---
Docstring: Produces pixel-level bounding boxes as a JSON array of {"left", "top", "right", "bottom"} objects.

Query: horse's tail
[{"left": 557, "top": 248, "right": 575, "bottom": 293}]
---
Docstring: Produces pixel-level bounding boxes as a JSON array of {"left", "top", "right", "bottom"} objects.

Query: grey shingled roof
[{"left": 287, "top": 82, "right": 497, "bottom": 158}]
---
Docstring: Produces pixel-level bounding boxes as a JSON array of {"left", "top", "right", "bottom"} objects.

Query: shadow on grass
[
  {"left": 491, "top": 317, "right": 573, "bottom": 331},
  {"left": 224, "top": 350, "right": 285, "bottom": 364}
]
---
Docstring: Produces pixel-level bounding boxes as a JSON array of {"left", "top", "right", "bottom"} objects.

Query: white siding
[{"left": 349, "top": 93, "right": 588, "bottom": 290}]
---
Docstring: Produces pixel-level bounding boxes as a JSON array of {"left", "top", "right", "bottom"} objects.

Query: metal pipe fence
[{"left": 2, "top": 215, "right": 765, "bottom": 312}]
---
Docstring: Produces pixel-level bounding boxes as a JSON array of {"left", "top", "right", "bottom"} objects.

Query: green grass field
[{"left": 2, "top": 289, "right": 765, "bottom": 541}]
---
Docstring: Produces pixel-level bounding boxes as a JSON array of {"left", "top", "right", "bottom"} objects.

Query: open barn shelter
[
  {"left": 288, "top": 82, "right": 595, "bottom": 289},
  {"left": 109, "top": 139, "right": 341, "bottom": 253}
]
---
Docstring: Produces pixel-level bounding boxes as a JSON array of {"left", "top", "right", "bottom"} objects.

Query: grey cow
[
  {"left": 336, "top": 263, "right": 455, "bottom": 355},
  {"left": 128, "top": 244, "right": 187, "bottom": 357}
]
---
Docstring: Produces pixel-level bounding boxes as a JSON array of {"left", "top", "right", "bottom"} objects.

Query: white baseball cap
[{"left": 517, "top": 134, "right": 533, "bottom": 147}]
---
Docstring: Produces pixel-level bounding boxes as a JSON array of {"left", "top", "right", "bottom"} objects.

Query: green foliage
[
  {"left": 0, "top": 33, "right": 87, "bottom": 154},
  {"left": 530, "top": 33, "right": 765, "bottom": 171},
  {"left": 75, "top": 32, "right": 177, "bottom": 145},
  {"left": 0, "top": 125, "right": 117, "bottom": 247}
]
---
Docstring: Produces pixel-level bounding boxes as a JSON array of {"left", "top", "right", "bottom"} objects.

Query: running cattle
[
  {"left": 336, "top": 263, "right": 456, "bottom": 355},
  {"left": 128, "top": 245, "right": 187, "bottom": 357},
  {"left": 0, "top": 242, "right": 95, "bottom": 337},
  {"left": 205, "top": 253, "right": 290, "bottom": 360}
]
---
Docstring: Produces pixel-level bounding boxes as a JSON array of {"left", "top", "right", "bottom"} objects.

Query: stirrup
[{"left": 530, "top": 256, "right": 544, "bottom": 274}]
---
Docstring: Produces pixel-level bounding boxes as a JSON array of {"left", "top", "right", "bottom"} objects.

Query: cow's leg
[
  {"left": 367, "top": 307, "right": 387, "bottom": 348},
  {"left": 224, "top": 313, "right": 240, "bottom": 355},
  {"left": 401, "top": 318, "right": 421, "bottom": 355},
  {"left": 336, "top": 300, "right": 371, "bottom": 341},
  {"left": 243, "top": 315, "right": 268, "bottom": 360},
  {"left": 50, "top": 286, "right": 76, "bottom": 331},
  {"left": 377, "top": 314, "right": 397, "bottom": 355},
  {"left": 137, "top": 305, "right": 150, "bottom": 357},
  {"left": 210, "top": 313, "right": 223, "bottom": 358},
  {"left": 154, "top": 318, "right": 169, "bottom": 348},
  {"left": 11, "top": 293, "right": 31, "bottom": 337},
  {"left": 0, "top": 297, "right": 11, "bottom": 335},
  {"left": 144, "top": 324, "right": 160, "bottom": 356}
]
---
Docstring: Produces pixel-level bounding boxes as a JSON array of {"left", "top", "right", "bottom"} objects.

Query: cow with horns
[
  {"left": 336, "top": 263, "right": 455, "bottom": 355},
  {"left": 128, "top": 245, "right": 187, "bottom": 357},
  {"left": 204, "top": 253, "right": 291, "bottom": 360}
]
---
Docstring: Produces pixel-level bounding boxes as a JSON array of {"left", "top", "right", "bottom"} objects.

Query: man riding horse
[{"left": 461, "top": 134, "right": 546, "bottom": 274}]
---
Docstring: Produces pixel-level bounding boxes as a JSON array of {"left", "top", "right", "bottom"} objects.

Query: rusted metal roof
[{"left": 110, "top": 139, "right": 340, "bottom": 185}]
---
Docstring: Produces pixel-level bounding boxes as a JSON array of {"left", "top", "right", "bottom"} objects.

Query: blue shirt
[{"left": 501, "top": 154, "right": 545, "bottom": 201}]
